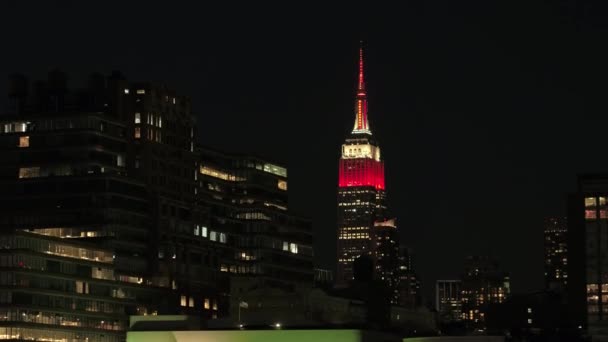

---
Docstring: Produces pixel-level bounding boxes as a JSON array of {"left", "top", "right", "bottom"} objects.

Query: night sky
[{"left": 0, "top": 1, "right": 601, "bottom": 300}]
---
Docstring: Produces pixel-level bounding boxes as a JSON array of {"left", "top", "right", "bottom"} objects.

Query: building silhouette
[
  {"left": 544, "top": 216, "right": 568, "bottom": 292},
  {"left": 568, "top": 174, "right": 608, "bottom": 337},
  {"left": 460, "top": 256, "right": 510, "bottom": 331},
  {"left": 436, "top": 280, "right": 462, "bottom": 323}
]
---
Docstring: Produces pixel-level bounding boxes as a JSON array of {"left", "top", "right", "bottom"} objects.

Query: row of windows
[
  {"left": 179, "top": 295, "right": 218, "bottom": 311},
  {"left": 0, "top": 270, "right": 148, "bottom": 302},
  {"left": 134, "top": 126, "right": 162, "bottom": 142},
  {"left": 220, "top": 264, "right": 260, "bottom": 274},
  {"left": 235, "top": 212, "right": 272, "bottom": 221},
  {"left": 193, "top": 225, "right": 227, "bottom": 244},
  {"left": 1, "top": 291, "right": 125, "bottom": 314},
  {"left": 585, "top": 208, "right": 608, "bottom": 220},
  {"left": 2, "top": 117, "right": 124, "bottom": 136},
  {"left": 1, "top": 122, "right": 27, "bottom": 133},
  {"left": 0, "top": 308, "right": 125, "bottom": 331},
  {"left": 134, "top": 112, "right": 163, "bottom": 128},
  {"left": 18, "top": 160, "right": 124, "bottom": 179},
  {"left": 338, "top": 234, "right": 369, "bottom": 240},
  {"left": 0, "top": 235, "right": 113, "bottom": 263},
  {"left": 586, "top": 197, "right": 608, "bottom": 208},
  {"left": 0, "top": 327, "right": 122, "bottom": 342}
]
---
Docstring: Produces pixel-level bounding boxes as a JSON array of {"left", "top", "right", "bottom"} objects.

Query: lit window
[
  {"left": 18, "top": 136, "right": 29, "bottom": 148},
  {"left": 202, "top": 226, "right": 208, "bottom": 238},
  {"left": 135, "top": 113, "right": 141, "bottom": 124},
  {"left": 180, "top": 295, "right": 187, "bottom": 307},
  {"left": 586, "top": 197, "right": 597, "bottom": 207},
  {"left": 283, "top": 241, "right": 289, "bottom": 252},
  {"left": 278, "top": 180, "right": 287, "bottom": 191},
  {"left": 137, "top": 89, "right": 146, "bottom": 94},
  {"left": 527, "top": 318, "right": 532, "bottom": 324},
  {"left": 158, "top": 116, "right": 163, "bottom": 128},
  {"left": 188, "top": 297, "right": 194, "bottom": 308},
  {"left": 212, "top": 300, "right": 217, "bottom": 311},
  {"left": 219, "top": 233, "right": 227, "bottom": 244},
  {"left": 263, "top": 163, "right": 287, "bottom": 177},
  {"left": 134, "top": 127, "right": 141, "bottom": 139},
  {"left": 204, "top": 298, "right": 210, "bottom": 309},
  {"left": 210, "top": 231, "right": 217, "bottom": 241},
  {"left": 172, "top": 97, "right": 176, "bottom": 104},
  {"left": 18, "top": 167, "right": 40, "bottom": 179},
  {"left": 117, "top": 154, "right": 125, "bottom": 167},
  {"left": 124, "top": 89, "right": 130, "bottom": 94},
  {"left": 194, "top": 225, "right": 200, "bottom": 236},
  {"left": 586, "top": 210, "right": 597, "bottom": 220},
  {"left": 289, "top": 243, "right": 298, "bottom": 254}
]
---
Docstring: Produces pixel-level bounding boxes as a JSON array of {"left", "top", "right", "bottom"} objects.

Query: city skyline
[{"left": 0, "top": 1, "right": 590, "bottom": 300}]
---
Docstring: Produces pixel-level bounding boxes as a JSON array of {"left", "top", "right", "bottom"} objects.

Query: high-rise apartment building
[
  {"left": 196, "top": 147, "right": 313, "bottom": 295},
  {"left": 0, "top": 71, "right": 314, "bottom": 340},
  {"left": 436, "top": 280, "right": 462, "bottom": 322},
  {"left": 374, "top": 219, "right": 400, "bottom": 302},
  {"left": 461, "top": 256, "right": 510, "bottom": 330},
  {"left": 568, "top": 174, "right": 608, "bottom": 334},
  {"left": 336, "top": 46, "right": 387, "bottom": 285},
  {"left": 544, "top": 217, "right": 568, "bottom": 292},
  {"left": 0, "top": 72, "right": 173, "bottom": 341},
  {"left": 396, "top": 246, "right": 421, "bottom": 309}
]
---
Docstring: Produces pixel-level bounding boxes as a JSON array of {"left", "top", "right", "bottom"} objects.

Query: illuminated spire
[
  {"left": 353, "top": 42, "right": 371, "bottom": 135},
  {"left": 358, "top": 44, "right": 365, "bottom": 92}
]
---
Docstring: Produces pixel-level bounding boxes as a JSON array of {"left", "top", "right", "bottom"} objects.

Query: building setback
[
  {"left": 336, "top": 46, "right": 387, "bottom": 285},
  {"left": 335, "top": 46, "right": 420, "bottom": 310}
]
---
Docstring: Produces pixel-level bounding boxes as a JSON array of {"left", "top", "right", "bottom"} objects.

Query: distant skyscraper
[
  {"left": 336, "top": 45, "right": 387, "bottom": 285},
  {"left": 544, "top": 217, "right": 568, "bottom": 292},
  {"left": 396, "top": 247, "right": 422, "bottom": 309},
  {"left": 436, "top": 280, "right": 463, "bottom": 322},
  {"left": 461, "top": 256, "right": 510, "bottom": 330},
  {"left": 374, "top": 218, "right": 400, "bottom": 302},
  {"left": 567, "top": 174, "right": 608, "bottom": 334}
]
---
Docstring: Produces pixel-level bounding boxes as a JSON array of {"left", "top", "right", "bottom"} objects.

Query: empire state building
[{"left": 336, "top": 46, "right": 388, "bottom": 285}]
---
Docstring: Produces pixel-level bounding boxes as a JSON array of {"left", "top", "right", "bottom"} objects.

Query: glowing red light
[
  {"left": 18, "top": 261, "right": 24, "bottom": 267},
  {"left": 338, "top": 158, "right": 385, "bottom": 190}
]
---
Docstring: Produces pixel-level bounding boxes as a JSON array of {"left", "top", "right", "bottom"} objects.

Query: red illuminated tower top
[
  {"left": 338, "top": 43, "right": 384, "bottom": 190},
  {"left": 353, "top": 43, "right": 371, "bottom": 135}
]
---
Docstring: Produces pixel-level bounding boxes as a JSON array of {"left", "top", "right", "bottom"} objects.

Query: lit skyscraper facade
[
  {"left": 568, "top": 174, "right": 608, "bottom": 333},
  {"left": 436, "top": 280, "right": 463, "bottom": 322},
  {"left": 461, "top": 256, "right": 510, "bottom": 330},
  {"left": 544, "top": 216, "right": 568, "bottom": 292},
  {"left": 336, "top": 46, "right": 387, "bottom": 285}
]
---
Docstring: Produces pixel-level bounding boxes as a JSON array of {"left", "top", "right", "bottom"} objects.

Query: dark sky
[{"left": 0, "top": 1, "right": 602, "bottom": 300}]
